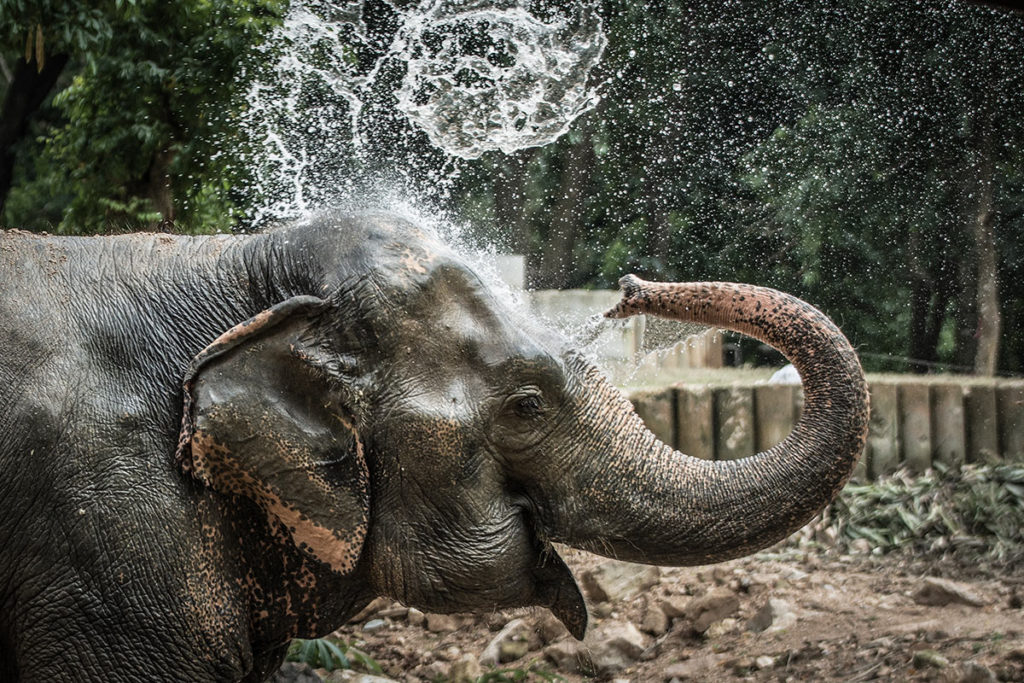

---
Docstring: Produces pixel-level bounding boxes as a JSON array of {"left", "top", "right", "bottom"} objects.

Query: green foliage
[
  {"left": 285, "top": 637, "right": 382, "bottom": 674},
  {"left": 1, "top": 0, "right": 286, "bottom": 233},
  {"left": 831, "top": 464, "right": 1024, "bottom": 564}
]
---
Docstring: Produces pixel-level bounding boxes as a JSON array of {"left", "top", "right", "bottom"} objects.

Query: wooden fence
[{"left": 629, "top": 379, "right": 1024, "bottom": 480}]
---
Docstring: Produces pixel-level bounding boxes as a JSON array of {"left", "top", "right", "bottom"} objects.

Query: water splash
[
  {"left": 394, "top": 1, "right": 606, "bottom": 158},
  {"left": 236, "top": 0, "right": 606, "bottom": 225}
]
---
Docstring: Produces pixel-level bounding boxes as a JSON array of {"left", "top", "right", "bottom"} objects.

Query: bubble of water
[{"left": 394, "top": 2, "right": 607, "bottom": 158}]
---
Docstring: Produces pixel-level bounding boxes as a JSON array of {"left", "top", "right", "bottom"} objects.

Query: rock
[
  {"left": 426, "top": 613, "right": 460, "bottom": 633},
  {"left": 705, "top": 617, "right": 737, "bottom": 639},
  {"left": 849, "top": 538, "right": 872, "bottom": 554},
  {"left": 641, "top": 605, "right": 669, "bottom": 635},
  {"left": 659, "top": 596, "right": 689, "bottom": 619},
  {"left": 414, "top": 662, "right": 448, "bottom": 681},
  {"left": 591, "top": 602, "right": 614, "bottom": 618},
  {"left": 499, "top": 639, "right": 530, "bottom": 663},
  {"left": 781, "top": 567, "right": 808, "bottom": 582},
  {"left": 362, "top": 618, "right": 387, "bottom": 632},
  {"left": 913, "top": 577, "right": 989, "bottom": 607},
  {"left": 375, "top": 607, "right": 408, "bottom": 619},
  {"left": 580, "top": 560, "right": 661, "bottom": 602},
  {"left": 755, "top": 655, "right": 775, "bottom": 670},
  {"left": 480, "top": 618, "right": 531, "bottom": 667},
  {"left": 685, "top": 588, "right": 740, "bottom": 633},
  {"left": 544, "top": 639, "right": 591, "bottom": 674},
  {"left": 746, "top": 598, "right": 797, "bottom": 633},
  {"left": 534, "top": 612, "right": 569, "bottom": 644},
  {"left": 448, "top": 654, "right": 483, "bottom": 683},
  {"left": 912, "top": 649, "right": 950, "bottom": 669},
  {"left": 955, "top": 661, "right": 998, "bottom": 682},
  {"left": 406, "top": 608, "right": 425, "bottom": 627},
  {"left": 662, "top": 654, "right": 726, "bottom": 680},
  {"left": 584, "top": 620, "right": 648, "bottom": 675},
  {"left": 349, "top": 597, "right": 392, "bottom": 623},
  {"left": 271, "top": 663, "right": 323, "bottom": 682},
  {"left": 323, "top": 671, "right": 398, "bottom": 683}
]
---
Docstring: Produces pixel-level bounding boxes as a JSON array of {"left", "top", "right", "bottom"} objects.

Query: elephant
[{"left": 0, "top": 212, "right": 869, "bottom": 681}]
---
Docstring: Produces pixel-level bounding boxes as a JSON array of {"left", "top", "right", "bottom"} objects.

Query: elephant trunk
[{"left": 548, "top": 276, "right": 869, "bottom": 565}]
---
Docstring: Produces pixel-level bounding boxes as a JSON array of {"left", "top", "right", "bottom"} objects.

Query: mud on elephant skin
[{"left": 0, "top": 212, "right": 868, "bottom": 681}]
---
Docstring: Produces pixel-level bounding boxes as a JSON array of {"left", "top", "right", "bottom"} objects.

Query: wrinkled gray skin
[{"left": 0, "top": 212, "right": 868, "bottom": 681}]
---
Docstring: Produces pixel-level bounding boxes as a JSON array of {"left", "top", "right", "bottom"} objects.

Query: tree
[{"left": 1, "top": 0, "right": 285, "bottom": 233}]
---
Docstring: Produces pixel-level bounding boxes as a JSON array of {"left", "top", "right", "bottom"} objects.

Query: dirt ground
[{"left": 322, "top": 545, "right": 1024, "bottom": 682}]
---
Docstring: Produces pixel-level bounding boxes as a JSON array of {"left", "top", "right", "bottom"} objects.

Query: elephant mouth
[
  {"left": 530, "top": 540, "right": 588, "bottom": 639},
  {"left": 520, "top": 499, "right": 587, "bottom": 639}
]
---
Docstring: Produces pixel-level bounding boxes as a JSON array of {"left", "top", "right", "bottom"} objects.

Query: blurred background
[{"left": 1, "top": 0, "right": 1022, "bottom": 377}]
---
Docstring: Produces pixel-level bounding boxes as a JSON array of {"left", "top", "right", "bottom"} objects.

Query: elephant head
[{"left": 176, "top": 214, "right": 869, "bottom": 640}]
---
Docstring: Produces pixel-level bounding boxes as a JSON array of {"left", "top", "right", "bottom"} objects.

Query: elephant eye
[{"left": 513, "top": 393, "right": 544, "bottom": 418}]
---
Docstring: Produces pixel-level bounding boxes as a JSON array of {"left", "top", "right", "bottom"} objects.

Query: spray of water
[
  {"left": 236, "top": 0, "right": 606, "bottom": 225},
  {"left": 231, "top": 0, "right": 713, "bottom": 377}
]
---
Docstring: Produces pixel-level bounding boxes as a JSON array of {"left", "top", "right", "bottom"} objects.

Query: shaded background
[{"left": 2, "top": 0, "right": 1022, "bottom": 375}]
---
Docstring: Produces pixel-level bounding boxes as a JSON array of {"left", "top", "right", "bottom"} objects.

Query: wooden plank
[
  {"left": 866, "top": 383, "right": 900, "bottom": 478},
  {"left": 631, "top": 389, "right": 676, "bottom": 448},
  {"left": 754, "top": 385, "right": 796, "bottom": 452},
  {"left": 715, "top": 387, "right": 755, "bottom": 461},
  {"left": 900, "top": 384, "right": 932, "bottom": 473},
  {"left": 931, "top": 384, "right": 966, "bottom": 471},
  {"left": 997, "top": 385, "right": 1024, "bottom": 463},
  {"left": 965, "top": 385, "right": 999, "bottom": 464},
  {"left": 676, "top": 386, "right": 714, "bottom": 460}
]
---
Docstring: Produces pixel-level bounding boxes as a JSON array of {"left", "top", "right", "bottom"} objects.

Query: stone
[
  {"left": 323, "top": 671, "right": 398, "bottom": 683},
  {"left": 705, "top": 617, "right": 737, "bottom": 639},
  {"left": 746, "top": 598, "right": 797, "bottom": 633},
  {"left": 584, "top": 620, "right": 648, "bottom": 675},
  {"left": 913, "top": 577, "right": 989, "bottom": 607},
  {"left": 362, "top": 618, "right": 387, "bottom": 633},
  {"left": 912, "top": 650, "right": 950, "bottom": 669},
  {"left": 426, "top": 613, "right": 460, "bottom": 633},
  {"left": 406, "top": 608, "right": 425, "bottom": 627},
  {"left": 544, "top": 639, "right": 591, "bottom": 674},
  {"left": 480, "top": 618, "right": 531, "bottom": 667},
  {"left": 659, "top": 596, "right": 689, "bottom": 619},
  {"left": 271, "top": 663, "right": 323, "bottom": 682},
  {"left": 641, "top": 605, "right": 669, "bottom": 635},
  {"left": 956, "top": 661, "right": 998, "bottom": 683},
  {"left": 349, "top": 597, "right": 391, "bottom": 623},
  {"left": 448, "top": 654, "right": 483, "bottom": 683},
  {"left": 685, "top": 588, "right": 740, "bottom": 633},
  {"left": 499, "top": 639, "right": 530, "bottom": 663},
  {"left": 534, "top": 611, "right": 569, "bottom": 644},
  {"left": 755, "top": 655, "right": 775, "bottom": 670},
  {"left": 580, "top": 560, "right": 661, "bottom": 602},
  {"left": 662, "top": 654, "right": 726, "bottom": 680}
]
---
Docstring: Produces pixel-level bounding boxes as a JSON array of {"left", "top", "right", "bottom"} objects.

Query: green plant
[
  {"left": 285, "top": 637, "right": 382, "bottom": 674},
  {"left": 830, "top": 464, "right": 1024, "bottom": 564}
]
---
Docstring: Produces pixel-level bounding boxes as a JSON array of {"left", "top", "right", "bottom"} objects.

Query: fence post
[
  {"left": 931, "top": 384, "right": 966, "bottom": 471},
  {"left": 965, "top": 386, "right": 999, "bottom": 464},
  {"left": 754, "top": 385, "right": 796, "bottom": 452},
  {"left": 631, "top": 389, "right": 676, "bottom": 449},
  {"left": 867, "top": 383, "right": 900, "bottom": 478},
  {"left": 715, "top": 387, "right": 755, "bottom": 460},
  {"left": 676, "top": 386, "right": 714, "bottom": 460},
  {"left": 900, "top": 384, "right": 932, "bottom": 473},
  {"left": 997, "top": 385, "right": 1024, "bottom": 462}
]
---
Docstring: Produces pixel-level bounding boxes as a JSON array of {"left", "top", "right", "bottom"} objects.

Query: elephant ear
[{"left": 176, "top": 295, "right": 369, "bottom": 576}]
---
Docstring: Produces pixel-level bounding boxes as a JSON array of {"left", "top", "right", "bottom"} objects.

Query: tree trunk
[
  {"left": 971, "top": 151, "right": 1000, "bottom": 376},
  {"left": 0, "top": 54, "right": 69, "bottom": 218},
  {"left": 535, "top": 135, "right": 593, "bottom": 289}
]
